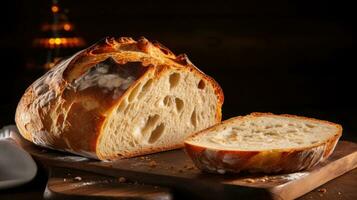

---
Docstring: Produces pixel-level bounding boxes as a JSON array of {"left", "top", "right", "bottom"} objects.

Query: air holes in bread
[
  {"left": 163, "top": 96, "right": 184, "bottom": 113},
  {"left": 229, "top": 134, "right": 239, "bottom": 141},
  {"left": 123, "top": 104, "right": 132, "bottom": 115},
  {"left": 191, "top": 109, "right": 197, "bottom": 127},
  {"left": 128, "top": 84, "right": 141, "bottom": 102},
  {"left": 175, "top": 98, "right": 184, "bottom": 112},
  {"left": 169, "top": 73, "right": 180, "bottom": 89},
  {"left": 117, "top": 99, "right": 128, "bottom": 113},
  {"left": 138, "top": 79, "right": 153, "bottom": 99},
  {"left": 142, "top": 114, "right": 160, "bottom": 133},
  {"left": 265, "top": 125, "right": 273, "bottom": 129},
  {"left": 198, "top": 80, "right": 205, "bottom": 89},
  {"left": 163, "top": 96, "right": 172, "bottom": 107},
  {"left": 232, "top": 127, "right": 245, "bottom": 132},
  {"left": 128, "top": 141, "right": 136, "bottom": 147},
  {"left": 264, "top": 132, "right": 278, "bottom": 136},
  {"left": 142, "top": 79, "right": 153, "bottom": 91},
  {"left": 148, "top": 123, "right": 165, "bottom": 143},
  {"left": 305, "top": 124, "right": 315, "bottom": 128},
  {"left": 138, "top": 114, "right": 165, "bottom": 143}
]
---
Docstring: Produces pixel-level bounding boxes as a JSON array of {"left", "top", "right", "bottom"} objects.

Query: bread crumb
[
  {"left": 317, "top": 188, "right": 327, "bottom": 193},
  {"left": 118, "top": 177, "right": 126, "bottom": 183},
  {"left": 74, "top": 176, "right": 82, "bottom": 181},
  {"left": 148, "top": 161, "right": 157, "bottom": 168},
  {"left": 183, "top": 164, "right": 195, "bottom": 170},
  {"left": 259, "top": 176, "right": 268, "bottom": 182},
  {"left": 338, "top": 192, "right": 342, "bottom": 195},
  {"left": 245, "top": 178, "right": 255, "bottom": 183},
  {"left": 63, "top": 178, "right": 67, "bottom": 182},
  {"left": 187, "top": 166, "right": 195, "bottom": 170}
]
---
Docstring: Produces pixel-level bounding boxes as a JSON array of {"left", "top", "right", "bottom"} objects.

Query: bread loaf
[
  {"left": 184, "top": 112, "right": 342, "bottom": 174},
  {"left": 15, "top": 37, "right": 224, "bottom": 160}
]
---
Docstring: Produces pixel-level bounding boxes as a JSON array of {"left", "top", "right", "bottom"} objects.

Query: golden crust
[
  {"left": 184, "top": 112, "right": 342, "bottom": 174},
  {"left": 15, "top": 37, "right": 224, "bottom": 160}
]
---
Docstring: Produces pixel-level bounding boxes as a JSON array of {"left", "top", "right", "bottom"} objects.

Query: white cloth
[{"left": 0, "top": 125, "right": 37, "bottom": 189}]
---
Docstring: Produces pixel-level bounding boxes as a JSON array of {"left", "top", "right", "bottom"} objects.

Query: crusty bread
[
  {"left": 15, "top": 37, "right": 224, "bottom": 160},
  {"left": 184, "top": 113, "right": 342, "bottom": 174}
]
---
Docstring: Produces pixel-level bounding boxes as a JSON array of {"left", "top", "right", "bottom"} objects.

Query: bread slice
[
  {"left": 15, "top": 37, "right": 224, "bottom": 160},
  {"left": 184, "top": 113, "right": 342, "bottom": 174}
]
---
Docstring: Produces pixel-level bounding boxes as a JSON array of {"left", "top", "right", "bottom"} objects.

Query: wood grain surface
[{"left": 45, "top": 167, "right": 172, "bottom": 200}]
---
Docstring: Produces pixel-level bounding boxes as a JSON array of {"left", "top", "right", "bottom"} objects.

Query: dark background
[{"left": 1, "top": 0, "right": 356, "bottom": 141}]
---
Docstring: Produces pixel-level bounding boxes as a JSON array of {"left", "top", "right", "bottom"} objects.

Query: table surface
[{"left": 0, "top": 166, "right": 356, "bottom": 200}]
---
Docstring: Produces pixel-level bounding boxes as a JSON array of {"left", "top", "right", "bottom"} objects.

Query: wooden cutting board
[
  {"left": 12, "top": 133, "right": 357, "bottom": 200},
  {"left": 44, "top": 167, "right": 173, "bottom": 200}
]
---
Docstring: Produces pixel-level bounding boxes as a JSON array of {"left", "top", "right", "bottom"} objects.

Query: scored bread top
[
  {"left": 185, "top": 112, "right": 342, "bottom": 151},
  {"left": 15, "top": 37, "right": 224, "bottom": 158}
]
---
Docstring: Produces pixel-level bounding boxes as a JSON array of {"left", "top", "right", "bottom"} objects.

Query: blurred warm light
[
  {"left": 49, "top": 38, "right": 55, "bottom": 45},
  {"left": 54, "top": 38, "right": 61, "bottom": 45},
  {"left": 51, "top": 5, "right": 59, "bottom": 13},
  {"left": 33, "top": 37, "right": 86, "bottom": 48},
  {"left": 30, "top": 1, "right": 86, "bottom": 70},
  {"left": 41, "top": 23, "right": 74, "bottom": 31},
  {"left": 62, "top": 38, "right": 67, "bottom": 44},
  {"left": 63, "top": 23, "right": 71, "bottom": 31}
]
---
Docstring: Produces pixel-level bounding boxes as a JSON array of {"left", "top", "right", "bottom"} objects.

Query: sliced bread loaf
[
  {"left": 184, "top": 112, "right": 342, "bottom": 174},
  {"left": 15, "top": 37, "right": 224, "bottom": 160}
]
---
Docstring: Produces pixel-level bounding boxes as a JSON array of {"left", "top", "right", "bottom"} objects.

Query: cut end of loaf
[
  {"left": 184, "top": 113, "right": 342, "bottom": 174},
  {"left": 186, "top": 113, "right": 342, "bottom": 151},
  {"left": 97, "top": 67, "right": 221, "bottom": 160}
]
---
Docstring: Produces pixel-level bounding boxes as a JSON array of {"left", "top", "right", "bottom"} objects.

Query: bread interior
[
  {"left": 187, "top": 115, "right": 339, "bottom": 151},
  {"left": 98, "top": 68, "right": 219, "bottom": 158}
]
